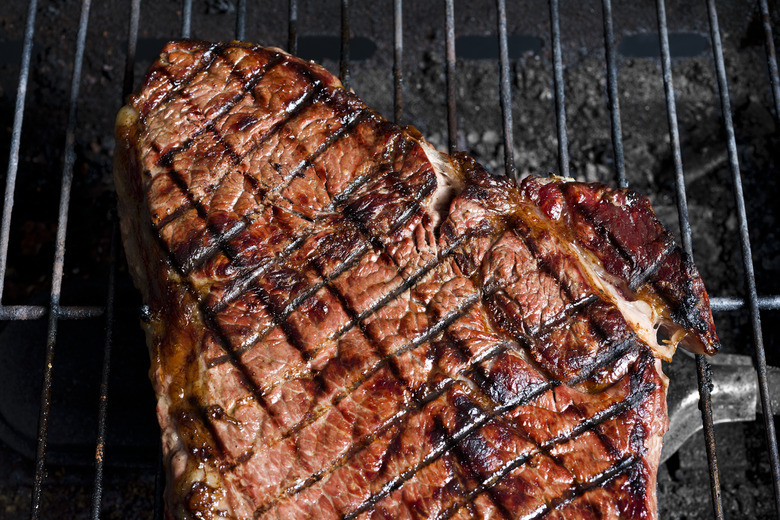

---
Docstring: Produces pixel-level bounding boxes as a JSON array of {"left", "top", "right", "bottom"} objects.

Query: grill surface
[{"left": 0, "top": 1, "right": 779, "bottom": 519}]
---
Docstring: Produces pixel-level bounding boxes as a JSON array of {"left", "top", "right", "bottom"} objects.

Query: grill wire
[{"left": 0, "top": 0, "right": 778, "bottom": 518}]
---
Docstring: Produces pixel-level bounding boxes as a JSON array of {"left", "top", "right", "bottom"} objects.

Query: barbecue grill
[{"left": 1, "top": 0, "right": 778, "bottom": 518}]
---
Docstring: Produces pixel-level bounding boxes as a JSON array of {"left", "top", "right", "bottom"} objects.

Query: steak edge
[{"left": 114, "top": 40, "right": 719, "bottom": 520}]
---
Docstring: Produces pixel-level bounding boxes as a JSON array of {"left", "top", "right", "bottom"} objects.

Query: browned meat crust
[{"left": 114, "top": 40, "right": 719, "bottom": 520}]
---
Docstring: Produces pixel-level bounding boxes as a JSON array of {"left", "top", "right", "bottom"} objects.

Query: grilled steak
[{"left": 114, "top": 40, "right": 720, "bottom": 520}]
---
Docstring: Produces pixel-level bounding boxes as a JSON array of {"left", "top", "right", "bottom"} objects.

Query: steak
[{"left": 114, "top": 40, "right": 720, "bottom": 520}]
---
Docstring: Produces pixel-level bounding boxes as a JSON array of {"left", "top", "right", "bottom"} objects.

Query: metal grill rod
[
  {"left": 495, "top": 0, "right": 516, "bottom": 180},
  {"left": 445, "top": 0, "right": 458, "bottom": 154},
  {"left": 600, "top": 0, "right": 627, "bottom": 188},
  {"left": 236, "top": 0, "right": 247, "bottom": 41},
  {"left": 0, "top": 0, "right": 38, "bottom": 308},
  {"left": 548, "top": 0, "right": 570, "bottom": 178},
  {"left": 393, "top": 0, "right": 404, "bottom": 124},
  {"left": 182, "top": 0, "right": 193, "bottom": 39},
  {"left": 340, "top": 0, "right": 351, "bottom": 90},
  {"left": 0, "top": 305, "right": 102, "bottom": 320},
  {"left": 89, "top": 0, "right": 141, "bottom": 516},
  {"left": 89, "top": 222, "right": 118, "bottom": 520},
  {"left": 289, "top": 0, "right": 298, "bottom": 55},
  {"left": 759, "top": 0, "right": 780, "bottom": 121},
  {"left": 706, "top": 0, "right": 780, "bottom": 515},
  {"left": 31, "top": 0, "right": 94, "bottom": 518},
  {"left": 654, "top": 3, "right": 724, "bottom": 517},
  {"left": 711, "top": 295, "right": 780, "bottom": 311}
]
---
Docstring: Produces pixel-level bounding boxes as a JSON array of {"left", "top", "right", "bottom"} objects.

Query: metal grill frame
[{"left": 1, "top": 1, "right": 779, "bottom": 519}]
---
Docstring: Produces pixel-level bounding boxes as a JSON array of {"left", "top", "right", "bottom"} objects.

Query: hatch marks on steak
[
  {"left": 135, "top": 41, "right": 223, "bottom": 120},
  {"left": 201, "top": 127, "right": 419, "bottom": 318},
  {"left": 146, "top": 47, "right": 365, "bottom": 274},
  {"left": 437, "top": 454, "right": 643, "bottom": 520},
  {"left": 338, "top": 350, "right": 656, "bottom": 520},
  {"left": 153, "top": 102, "right": 369, "bottom": 275},
  {"left": 203, "top": 144, "right": 437, "bottom": 371},
  {"left": 145, "top": 46, "right": 282, "bottom": 165},
  {"left": 203, "top": 211, "right": 648, "bottom": 504},
  {"left": 253, "top": 340, "right": 513, "bottom": 514},
  {"left": 204, "top": 220, "right": 468, "bottom": 375},
  {"left": 245, "top": 293, "right": 644, "bottom": 517}
]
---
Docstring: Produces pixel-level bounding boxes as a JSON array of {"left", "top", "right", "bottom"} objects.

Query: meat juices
[{"left": 114, "top": 40, "right": 719, "bottom": 520}]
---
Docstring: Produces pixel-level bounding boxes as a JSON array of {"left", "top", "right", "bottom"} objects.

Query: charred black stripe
[
  {"left": 425, "top": 379, "right": 655, "bottom": 520},
  {"left": 154, "top": 51, "right": 285, "bottom": 168},
  {"left": 250, "top": 340, "right": 511, "bottom": 517},
  {"left": 141, "top": 42, "right": 222, "bottom": 123},
  {"left": 192, "top": 399, "right": 230, "bottom": 461},
  {"left": 181, "top": 107, "right": 370, "bottom": 275},
  {"left": 565, "top": 195, "right": 675, "bottom": 291},
  {"left": 206, "top": 117, "right": 400, "bottom": 315},
  {"left": 532, "top": 294, "right": 599, "bottom": 333},
  {"left": 341, "top": 349, "right": 656, "bottom": 520},
  {"left": 445, "top": 420, "right": 516, "bottom": 520},
  {"left": 339, "top": 136, "right": 436, "bottom": 273},
  {"left": 634, "top": 240, "right": 677, "bottom": 288}
]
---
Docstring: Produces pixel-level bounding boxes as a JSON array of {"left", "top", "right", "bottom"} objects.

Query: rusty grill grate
[{"left": 1, "top": 0, "right": 779, "bottom": 519}]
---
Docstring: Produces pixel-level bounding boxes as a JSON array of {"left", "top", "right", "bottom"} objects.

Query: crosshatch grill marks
[
  {"left": 347, "top": 326, "right": 645, "bottom": 518},
  {"left": 204, "top": 137, "right": 441, "bottom": 371},
  {"left": 436, "top": 454, "right": 642, "bottom": 520},
  {"left": 475, "top": 212, "right": 648, "bottom": 388},
  {"left": 144, "top": 47, "right": 280, "bottom": 163},
  {"left": 341, "top": 368, "right": 657, "bottom": 520},
  {"left": 200, "top": 114, "right": 403, "bottom": 318},
  {"left": 391, "top": 330, "right": 617, "bottom": 519},
  {"left": 235, "top": 284, "right": 497, "bottom": 510},
  {"left": 151, "top": 88, "right": 369, "bottom": 276},
  {"left": 144, "top": 45, "right": 359, "bottom": 274},
  {"left": 182, "top": 107, "right": 371, "bottom": 277},
  {"left": 218, "top": 235, "right": 490, "bottom": 444},
  {"left": 249, "top": 341, "right": 513, "bottom": 518},
  {"left": 133, "top": 42, "right": 222, "bottom": 120},
  {"left": 116, "top": 40, "right": 724, "bottom": 520}
]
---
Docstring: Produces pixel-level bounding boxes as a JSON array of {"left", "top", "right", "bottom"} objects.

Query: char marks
[{"left": 118, "top": 40, "right": 719, "bottom": 520}]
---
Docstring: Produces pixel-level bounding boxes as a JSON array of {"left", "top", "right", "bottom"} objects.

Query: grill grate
[{"left": 1, "top": 1, "right": 779, "bottom": 519}]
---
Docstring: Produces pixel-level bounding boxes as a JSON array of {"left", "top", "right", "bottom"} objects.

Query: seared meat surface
[{"left": 114, "top": 40, "right": 719, "bottom": 520}]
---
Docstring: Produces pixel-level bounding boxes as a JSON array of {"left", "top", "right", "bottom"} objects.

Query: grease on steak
[{"left": 115, "top": 40, "right": 719, "bottom": 520}]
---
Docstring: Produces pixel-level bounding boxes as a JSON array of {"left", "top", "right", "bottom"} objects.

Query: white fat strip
[
  {"left": 568, "top": 241, "right": 679, "bottom": 362},
  {"left": 418, "top": 140, "right": 464, "bottom": 228},
  {"left": 519, "top": 190, "right": 683, "bottom": 362}
]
